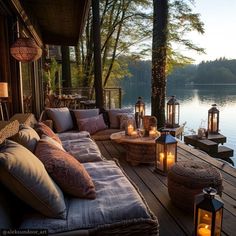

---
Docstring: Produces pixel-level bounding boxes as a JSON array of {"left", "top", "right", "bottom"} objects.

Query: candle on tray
[
  {"left": 131, "top": 130, "right": 138, "bottom": 138},
  {"left": 127, "top": 124, "right": 134, "bottom": 136},
  {"left": 149, "top": 129, "right": 156, "bottom": 138}
]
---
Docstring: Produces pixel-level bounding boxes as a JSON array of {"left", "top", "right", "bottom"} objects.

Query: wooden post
[
  {"left": 92, "top": 0, "right": 103, "bottom": 109},
  {"left": 61, "top": 45, "right": 72, "bottom": 90}
]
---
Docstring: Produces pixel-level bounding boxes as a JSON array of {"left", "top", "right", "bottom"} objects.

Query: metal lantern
[
  {"left": 135, "top": 96, "right": 145, "bottom": 128},
  {"left": 208, "top": 104, "right": 219, "bottom": 134},
  {"left": 155, "top": 130, "right": 177, "bottom": 175},
  {"left": 166, "top": 96, "right": 180, "bottom": 128},
  {"left": 194, "top": 187, "right": 223, "bottom": 236},
  {"left": 10, "top": 37, "right": 42, "bottom": 62}
]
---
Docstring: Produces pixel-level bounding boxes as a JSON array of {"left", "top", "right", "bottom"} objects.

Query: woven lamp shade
[
  {"left": 0, "top": 82, "right": 8, "bottom": 98},
  {"left": 10, "top": 37, "right": 42, "bottom": 62}
]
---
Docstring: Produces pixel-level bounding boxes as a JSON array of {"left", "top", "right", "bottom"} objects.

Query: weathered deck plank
[{"left": 96, "top": 140, "right": 236, "bottom": 236}]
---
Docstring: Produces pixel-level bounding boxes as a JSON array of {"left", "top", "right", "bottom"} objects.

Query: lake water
[{"left": 122, "top": 84, "right": 236, "bottom": 167}]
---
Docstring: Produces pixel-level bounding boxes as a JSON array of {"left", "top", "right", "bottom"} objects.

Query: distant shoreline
[{"left": 185, "top": 83, "right": 236, "bottom": 86}]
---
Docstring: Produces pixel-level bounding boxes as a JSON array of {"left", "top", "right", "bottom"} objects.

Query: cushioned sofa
[
  {"left": 40, "top": 107, "right": 135, "bottom": 141},
  {"left": 0, "top": 116, "right": 159, "bottom": 235}
]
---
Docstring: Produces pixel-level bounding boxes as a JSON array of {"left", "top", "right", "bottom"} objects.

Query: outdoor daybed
[{"left": 0, "top": 113, "right": 159, "bottom": 235}]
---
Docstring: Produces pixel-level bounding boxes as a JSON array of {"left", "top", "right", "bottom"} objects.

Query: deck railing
[{"left": 45, "top": 87, "right": 122, "bottom": 109}]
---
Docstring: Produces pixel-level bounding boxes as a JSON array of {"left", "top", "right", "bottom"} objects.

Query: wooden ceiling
[{"left": 19, "top": 0, "right": 90, "bottom": 45}]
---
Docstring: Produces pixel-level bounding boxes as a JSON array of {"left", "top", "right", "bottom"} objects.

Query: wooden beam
[{"left": 10, "top": 0, "right": 43, "bottom": 47}]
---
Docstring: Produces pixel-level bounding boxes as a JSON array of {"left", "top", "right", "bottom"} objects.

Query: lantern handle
[{"left": 203, "top": 187, "right": 217, "bottom": 198}]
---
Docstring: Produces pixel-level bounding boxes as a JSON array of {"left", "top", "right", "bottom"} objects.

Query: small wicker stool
[{"left": 167, "top": 161, "right": 223, "bottom": 212}]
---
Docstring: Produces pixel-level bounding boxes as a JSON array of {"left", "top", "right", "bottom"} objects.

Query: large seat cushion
[
  {"left": 35, "top": 140, "right": 96, "bottom": 199},
  {"left": 0, "top": 140, "right": 66, "bottom": 219},
  {"left": 20, "top": 160, "right": 158, "bottom": 235},
  {"left": 108, "top": 108, "right": 134, "bottom": 129},
  {"left": 57, "top": 131, "right": 90, "bottom": 142},
  {"left": 62, "top": 137, "right": 103, "bottom": 163},
  {"left": 47, "top": 107, "right": 74, "bottom": 133}
]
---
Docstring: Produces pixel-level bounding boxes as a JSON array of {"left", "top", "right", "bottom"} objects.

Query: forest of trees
[{"left": 120, "top": 58, "right": 236, "bottom": 93}]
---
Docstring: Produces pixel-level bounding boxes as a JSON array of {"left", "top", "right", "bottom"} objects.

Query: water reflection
[{"left": 122, "top": 85, "right": 236, "bottom": 166}]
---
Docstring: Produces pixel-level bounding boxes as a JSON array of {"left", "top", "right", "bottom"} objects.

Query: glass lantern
[
  {"left": 125, "top": 119, "right": 135, "bottom": 136},
  {"left": 135, "top": 96, "right": 145, "bottom": 128},
  {"left": 208, "top": 104, "right": 219, "bottom": 134},
  {"left": 155, "top": 130, "right": 177, "bottom": 175},
  {"left": 166, "top": 96, "right": 180, "bottom": 128},
  {"left": 194, "top": 187, "right": 223, "bottom": 236}
]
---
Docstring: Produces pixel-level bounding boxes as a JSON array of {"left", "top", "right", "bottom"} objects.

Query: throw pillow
[
  {"left": 35, "top": 122, "right": 62, "bottom": 145},
  {"left": 118, "top": 113, "right": 136, "bottom": 130},
  {"left": 34, "top": 140, "right": 96, "bottom": 199},
  {"left": 11, "top": 125, "right": 40, "bottom": 152},
  {"left": 0, "top": 140, "right": 66, "bottom": 219},
  {"left": 73, "top": 109, "right": 99, "bottom": 130},
  {"left": 41, "top": 134, "right": 65, "bottom": 151},
  {"left": 77, "top": 114, "right": 107, "bottom": 134},
  {"left": 47, "top": 107, "right": 74, "bottom": 133},
  {"left": 108, "top": 108, "right": 134, "bottom": 129}
]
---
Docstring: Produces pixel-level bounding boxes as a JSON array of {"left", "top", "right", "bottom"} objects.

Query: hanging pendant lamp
[{"left": 10, "top": 37, "right": 42, "bottom": 62}]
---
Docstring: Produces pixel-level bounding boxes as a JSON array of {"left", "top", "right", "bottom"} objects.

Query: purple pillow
[
  {"left": 34, "top": 140, "right": 96, "bottom": 199},
  {"left": 78, "top": 114, "right": 107, "bottom": 134}
]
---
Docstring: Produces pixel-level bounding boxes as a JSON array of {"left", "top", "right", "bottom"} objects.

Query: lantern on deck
[
  {"left": 208, "top": 104, "right": 219, "bottom": 134},
  {"left": 135, "top": 97, "right": 145, "bottom": 128},
  {"left": 155, "top": 130, "right": 177, "bottom": 175},
  {"left": 166, "top": 96, "right": 180, "bottom": 128},
  {"left": 194, "top": 187, "right": 223, "bottom": 236}
]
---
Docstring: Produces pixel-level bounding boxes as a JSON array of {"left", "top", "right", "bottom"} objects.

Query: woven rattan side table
[
  {"left": 110, "top": 131, "right": 158, "bottom": 166},
  {"left": 167, "top": 161, "right": 223, "bottom": 213}
]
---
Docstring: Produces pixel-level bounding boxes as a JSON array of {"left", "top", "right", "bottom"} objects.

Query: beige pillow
[
  {"left": 108, "top": 108, "right": 134, "bottom": 128},
  {"left": 0, "top": 140, "right": 66, "bottom": 219},
  {"left": 11, "top": 125, "right": 40, "bottom": 152},
  {"left": 47, "top": 107, "right": 74, "bottom": 133}
]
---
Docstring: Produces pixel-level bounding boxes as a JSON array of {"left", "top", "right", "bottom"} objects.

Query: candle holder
[
  {"left": 135, "top": 97, "right": 145, "bottom": 129},
  {"left": 125, "top": 119, "right": 134, "bottom": 136},
  {"left": 166, "top": 96, "right": 180, "bottom": 128},
  {"left": 194, "top": 187, "right": 223, "bottom": 236},
  {"left": 155, "top": 130, "right": 177, "bottom": 176},
  {"left": 208, "top": 104, "right": 219, "bottom": 134}
]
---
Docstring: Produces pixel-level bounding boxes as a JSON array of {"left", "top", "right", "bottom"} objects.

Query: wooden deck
[{"left": 95, "top": 140, "right": 236, "bottom": 236}]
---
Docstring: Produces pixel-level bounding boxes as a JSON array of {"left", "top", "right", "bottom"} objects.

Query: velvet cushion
[
  {"left": 108, "top": 108, "right": 134, "bottom": 129},
  {"left": 47, "top": 107, "right": 74, "bottom": 133},
  {"left": 34, "top": 140, "right": 96, "bottom": 199},
  {"left": 11, "top": 125, "right": 40, "bottom": 152},
  {"left": 77, "top": 114, "right": 107, "bottom": 134},
  {"left": 0, "top": 140, "right": 66, "bottom": 219},
  {"left": 35, "top": 122, "right": 62, "bottom": 145}
]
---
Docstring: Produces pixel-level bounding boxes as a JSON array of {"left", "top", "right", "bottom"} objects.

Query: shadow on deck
[{"left": 95, "top": 140, "right": 236, "bottom": 236}]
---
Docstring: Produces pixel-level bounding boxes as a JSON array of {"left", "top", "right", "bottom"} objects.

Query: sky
[{"left": 186, "top": 0, "right": 236, "bottom": 64}]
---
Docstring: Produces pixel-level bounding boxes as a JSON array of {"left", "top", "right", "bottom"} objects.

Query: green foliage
[
  {"left": 167, "top": 58, "right": 236, "bottom": 86},
  {"left": 43, "top": 58, "right": 59, "bottom": 92},
  {"left": 74, "top": 0, "right": 205, "bottom": 87}
]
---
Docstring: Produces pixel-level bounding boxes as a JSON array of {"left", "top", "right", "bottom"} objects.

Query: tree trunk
[
  {"left": 61, "top": 46, "right": 72, "bottom": 89},
  {"left": 151, "top": 0, "right": 169, "bottom": 128},
  {"left": 92, "top": 0, "right": 103, "bottom": 109}
]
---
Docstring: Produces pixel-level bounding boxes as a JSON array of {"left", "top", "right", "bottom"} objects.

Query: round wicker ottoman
[{"left": 167, "top": 161, "right": 223, "bottom": 213}]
